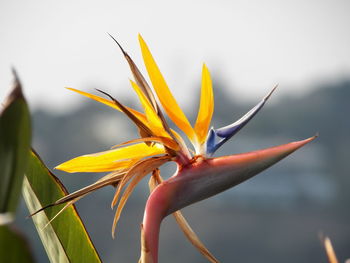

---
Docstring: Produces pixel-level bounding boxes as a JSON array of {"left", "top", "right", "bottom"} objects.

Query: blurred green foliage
[{"left": 0, "top": 74, "right": 101, "bottom": 263}]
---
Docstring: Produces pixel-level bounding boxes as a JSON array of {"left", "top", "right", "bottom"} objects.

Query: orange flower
[{"left": 48, "top": 35, "right": 316, "bottom": 263}]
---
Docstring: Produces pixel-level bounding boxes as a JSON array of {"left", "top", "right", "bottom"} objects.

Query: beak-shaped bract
[{"left": 141, "top": 136, "right": 316, "bottom": 263}]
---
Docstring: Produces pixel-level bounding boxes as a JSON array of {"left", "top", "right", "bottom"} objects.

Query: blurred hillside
[{"left": 17, "top": 79, "right": 350, "bottom": 262}]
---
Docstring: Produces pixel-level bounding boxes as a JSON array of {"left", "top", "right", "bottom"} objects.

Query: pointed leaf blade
[
  {"left": 23, "top": 151, "right": 101, "bottom": 263},
  {"left": 0, "top": 73, "right": 31, "bottom": 215}
]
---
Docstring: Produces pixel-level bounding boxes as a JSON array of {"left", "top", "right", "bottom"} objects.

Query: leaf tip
[{"left": 2, "top": 69, "right": 25, "bottom": 111}]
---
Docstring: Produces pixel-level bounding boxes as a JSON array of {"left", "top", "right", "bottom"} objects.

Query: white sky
[{"left": 1, "top": 0, "right": 350, "bottom": 113}]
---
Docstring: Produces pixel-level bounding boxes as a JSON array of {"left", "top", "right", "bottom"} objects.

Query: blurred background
[{"left": 1, "top": 0, "right": 350, "bottom": 262}]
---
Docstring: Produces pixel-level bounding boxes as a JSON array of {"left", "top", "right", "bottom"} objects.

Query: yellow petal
[
  {"left": 66, "top": 87, "right": 147, "bottom": 123},
  {"left": 129, "top": 80, "right": 170, "bottom": 138},
  {"left": 194, "top": 64, "right": 214, "bottom": 145},
  {"left": 55, "top": 143, "right": 166, "bottom": 173},
  {"left": 138, "top": 35, "right": 197, "bottom": 144}
]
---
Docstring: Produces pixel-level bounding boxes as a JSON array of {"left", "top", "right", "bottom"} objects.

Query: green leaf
[
  {"left": 0, "top": 72, "right": 31, "bottom": 216},
  {"left": 0, "top": 72, "right": 34, "bottom": 263},
  {"left": 23, "top": 150, "right": 102, "bottom": 263},
  {"left": 0, "top": 225, "right": 35, "bottom": 263}
]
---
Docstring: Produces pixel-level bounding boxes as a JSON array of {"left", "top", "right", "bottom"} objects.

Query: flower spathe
[{"left": 49, "top": 34, "right": 316, "bottom": 263}]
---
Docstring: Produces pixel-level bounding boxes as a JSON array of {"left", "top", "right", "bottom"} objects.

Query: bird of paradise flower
[{"left": 35, "top": 34, "right": 316, "bottom": 263}]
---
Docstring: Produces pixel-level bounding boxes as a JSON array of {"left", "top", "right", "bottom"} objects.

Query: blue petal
[
  {"left": 206, "top": 128, "right": 217, "bottom": 154},
  {"left": 206, "top": 86, "right": 277, "bottom": 156}
]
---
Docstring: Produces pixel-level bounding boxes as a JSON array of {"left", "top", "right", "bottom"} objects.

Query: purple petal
[{"left": 206, "top": 86, "right": 277, "bottom": 155}]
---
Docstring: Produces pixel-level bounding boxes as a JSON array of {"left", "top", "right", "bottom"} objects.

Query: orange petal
[
  {"left": 112, "top": 136, "right": 179, "bottom": 151},
  {"left": 66, "top": 87, "right": 147, "bottom": 123},
  {"left": 130, "top": 80, "right": 170, "bottom": 138},
  {"left": 108, "top": 33, "right": 158, "bottom": 111},
  {"left": 194, "top": 64, "right": 214, "bottom": 146},
  {"left": 138, "top": 35, "right": 197, "bottom": 145}
]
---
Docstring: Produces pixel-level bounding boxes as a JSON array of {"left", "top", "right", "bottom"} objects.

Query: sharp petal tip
[
  {"left": 95, "top": 88, "right": 111, "bottom": 98},
  {"left": 138, "top": 33, "right": 145, "bottom": 44},
  {"left": 111, "top": 229, "right": 116, "bottom": 239},
  {"left": 107, "top": 33, "right": 127, "bottom": 55},
  {"left": 54, "top": 164, "right": 65, "bottom": 171},
  {"left": 309, "top": 134, "right": 318, "bottom": 141},
  {"left": 272, "top": 84, "right": 278, "bottom": 92},
  {"left": 264, "top": 85, "right": 278, "bottom": 101},
  {"left": 292, "top": 135, "right": 317, "bottom": 149}
]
